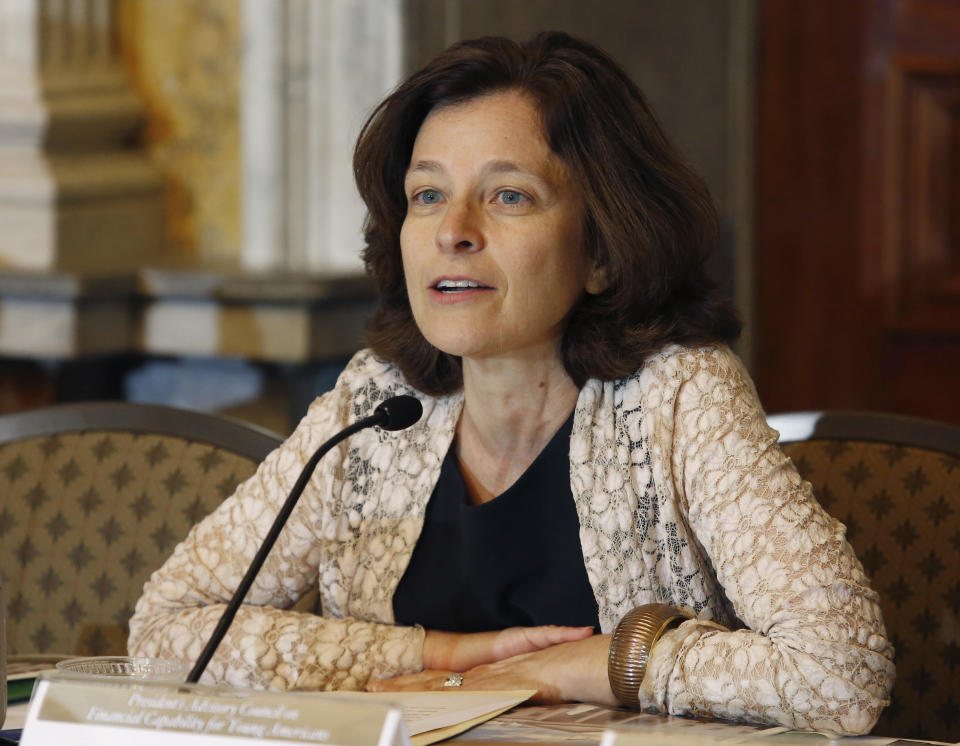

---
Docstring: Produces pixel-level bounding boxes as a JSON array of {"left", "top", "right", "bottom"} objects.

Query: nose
[{"left": 436, "top": 201, "right": 483, "bottom": 254}]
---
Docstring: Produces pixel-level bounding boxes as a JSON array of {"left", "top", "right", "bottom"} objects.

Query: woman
[{"left": 129, "top": 32, "right": 894, "bottom": 734}]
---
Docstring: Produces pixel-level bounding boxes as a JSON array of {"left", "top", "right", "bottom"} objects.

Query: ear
[{"left": 585, "top": 262, "right": 609, "bottom": 295}]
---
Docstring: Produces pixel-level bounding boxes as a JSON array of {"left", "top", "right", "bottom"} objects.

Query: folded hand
[
  {"left": 369, "top": 632, "right": 616, "bottom": 706},
  {"left": 420, "top": 624, "right": 594, "bottom": 671}
]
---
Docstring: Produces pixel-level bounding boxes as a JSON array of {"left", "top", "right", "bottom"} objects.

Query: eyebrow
[
  {"left": 405, "top": 159, "right": 550, "bottom": 184},
  {"left": 406, "top": 160, "right": 444, "bottom": 176}
]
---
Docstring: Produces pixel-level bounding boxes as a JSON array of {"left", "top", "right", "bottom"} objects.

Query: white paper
[{"left": 323, "top": 690, "right": 535, "bottom": 735}]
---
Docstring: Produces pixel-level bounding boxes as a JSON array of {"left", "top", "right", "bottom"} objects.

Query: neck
[{"left": 456, "top": 355, "right": 579, "bottom": 502}]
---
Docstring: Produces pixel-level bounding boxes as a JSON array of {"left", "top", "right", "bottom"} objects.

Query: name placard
[{"left": 21, "top": 674, "right": 408, "bottom": 746}]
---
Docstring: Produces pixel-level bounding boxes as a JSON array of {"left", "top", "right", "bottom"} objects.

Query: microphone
[
  {"left": 371, "top": 394, "right": 423, "bottom": 431},
  {"left": 186, "top": 394, "right": 423, "bottom": 683}
]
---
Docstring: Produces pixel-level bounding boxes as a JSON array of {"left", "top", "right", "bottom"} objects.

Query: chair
[
  {"left": 767, "top": 410, "right": 960, "bottom": 742},
  {"left": 0, "top": 401, "right": 283, "bottom": 658}
]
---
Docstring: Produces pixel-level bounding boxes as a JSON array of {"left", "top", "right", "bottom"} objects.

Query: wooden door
[{"left": 754, "top": 0, "right": 960, "bottom": 425}]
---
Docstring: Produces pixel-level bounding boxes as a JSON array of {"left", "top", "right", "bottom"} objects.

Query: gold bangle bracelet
[{"left": 608, "top": 603, "right": 687, "bottom": 709}]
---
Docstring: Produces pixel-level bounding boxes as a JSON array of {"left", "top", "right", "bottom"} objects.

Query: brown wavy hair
[{"left": 354, "top": 31, "right": 741, "bottom": 396}]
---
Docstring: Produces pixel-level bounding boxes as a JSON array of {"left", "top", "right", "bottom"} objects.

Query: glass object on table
[{"left": 55, "top": 656, "right": 187, "bottom": 682}]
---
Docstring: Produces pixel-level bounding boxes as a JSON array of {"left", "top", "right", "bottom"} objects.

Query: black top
[{"left": 393, "top": 413, "right": 601, "bottom": 632}]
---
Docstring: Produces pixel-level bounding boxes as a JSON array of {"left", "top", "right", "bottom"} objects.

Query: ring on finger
[{"left": 442, "top": 673, "right": 464, "bottom": 688}]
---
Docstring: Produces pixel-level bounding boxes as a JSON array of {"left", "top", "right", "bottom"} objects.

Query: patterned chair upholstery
[
  {"left": 0, "top": 402, "right": 283, "bottom": 658},
  {"left": 767, "top": 410, "right": 960, "bottom": 743}
]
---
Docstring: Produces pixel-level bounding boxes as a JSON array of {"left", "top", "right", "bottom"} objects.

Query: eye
[
  {"left": 413, "top": 189, "right": 443, "bottom": 205},
  {"left": 494, "top": 189, "right": 528, "bottom": 206}
]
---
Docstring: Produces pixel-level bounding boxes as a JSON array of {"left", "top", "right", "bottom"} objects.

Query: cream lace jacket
[{"left": 129, "top": 344, "right": 894, "bottom": 735}]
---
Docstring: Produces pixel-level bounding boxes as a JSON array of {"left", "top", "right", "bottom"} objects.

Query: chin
[
  {"left": 430, "top": 342, "right": 483, "bottom": 360},
  {"left": 422, "top": 333, "right": 488, "bottom": 361}
]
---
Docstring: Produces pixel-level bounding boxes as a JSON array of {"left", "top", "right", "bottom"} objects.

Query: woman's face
[{"left": 400, "top": 89, "right": 607, "bottom": 366}]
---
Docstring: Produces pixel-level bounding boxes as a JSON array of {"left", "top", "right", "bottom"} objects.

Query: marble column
[
  {"left": 241, "top": 0, "right": 403, "bottom": 273},
  {"left": 0, "top": 0, "right": 164, "bottom": 270}
]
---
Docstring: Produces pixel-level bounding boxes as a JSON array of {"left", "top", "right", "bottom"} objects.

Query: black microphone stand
[{"left": 186, "top": 396, "right": 421, "bottom": 684}]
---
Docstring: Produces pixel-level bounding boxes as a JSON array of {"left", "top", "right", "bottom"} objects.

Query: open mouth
[{"left": 433, "top": 279, "right": 489, "bottom": 293}]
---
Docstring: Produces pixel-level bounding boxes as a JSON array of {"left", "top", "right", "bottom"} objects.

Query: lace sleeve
[
  {"left": 639, "top": 348, "right": 895, "bottom": 735},
  {"left": 128, "top": 356, "right": 426, "bottom": 691}
]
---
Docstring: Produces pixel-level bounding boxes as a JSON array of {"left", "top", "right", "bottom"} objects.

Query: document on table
[{"left": 325, "top": 690, "right": 537, "bottom": 745}]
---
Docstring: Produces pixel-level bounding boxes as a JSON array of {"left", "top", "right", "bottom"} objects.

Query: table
[
  {"left": 4, "top": 699, "right": 955, "bottom": 745},
  {"left": 446, "top": 703, "right": 957, "bottom": 745}
]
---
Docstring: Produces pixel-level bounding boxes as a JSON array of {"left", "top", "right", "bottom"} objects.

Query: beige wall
[{"left": 115, "top": 0, "right": 242, "bottom": 265}]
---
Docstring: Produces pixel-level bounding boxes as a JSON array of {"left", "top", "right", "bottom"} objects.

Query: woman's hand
[
  {"left": 370, "top": 633, "right": 617, "bottom": 706},
  {"left": 422, "top": 624, "right": 594, "bottom": 672}
]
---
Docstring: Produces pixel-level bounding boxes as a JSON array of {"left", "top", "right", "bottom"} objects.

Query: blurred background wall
[
  {"left": 116, "top": 0, "right": 243, "bottom": 267},
  {"left": 0, "top": 0, "right": 957, "bottom": 431}
]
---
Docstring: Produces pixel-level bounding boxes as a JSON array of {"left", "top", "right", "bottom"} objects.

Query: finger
[
  {"left": 367, "top": 670, "right": 453, "bottom": 693},
  {"left": 460, "top": 662, "right": 558, "bottom": 704},
  {"left": 368, "top": 672, "right": 425, "bottom": 692},
  {"left": 491, "top": 625, "right": 592, "bottom": 660},
  {"left": 546, "top": 625, "right": 595, "bottom": 643},
  {"left": 524, "top": 624, "right": 594, "bottom": 649}
]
